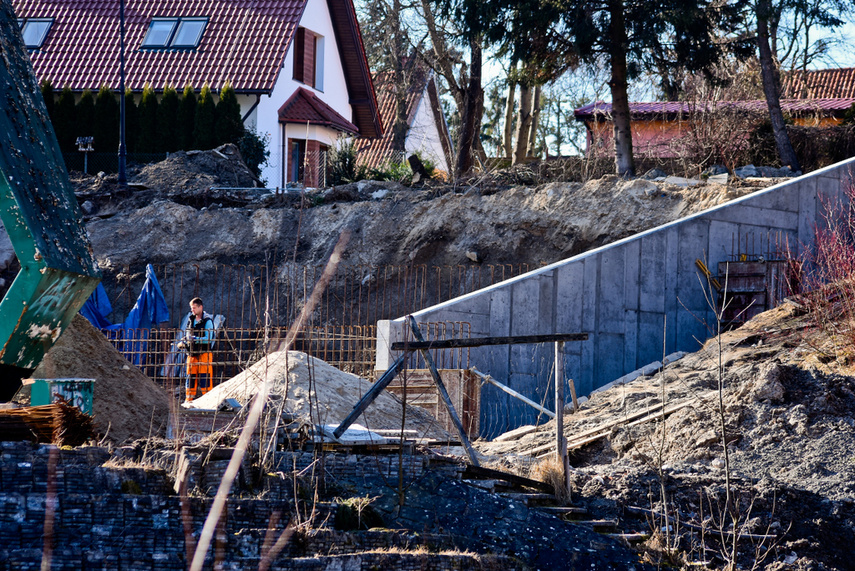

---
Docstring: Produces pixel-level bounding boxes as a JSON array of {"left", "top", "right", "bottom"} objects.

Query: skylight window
[
  {"left": 141, "top": 17, "right": 207, "bottom": 49},
  {"left": 19, "top": 18, "right": 53, "bottom": 49}
]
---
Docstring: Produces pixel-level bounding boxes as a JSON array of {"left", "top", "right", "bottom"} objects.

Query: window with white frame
[{"left": 141, "top": 17, "right": 207, "bottom": 49}]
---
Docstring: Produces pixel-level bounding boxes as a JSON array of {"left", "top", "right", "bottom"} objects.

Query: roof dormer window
[
  {"left": 18, "top": 18, "right": 53, "bottom": 49},
  {"left": 141, "top": 17, "right": 207, "bottom": 49}
]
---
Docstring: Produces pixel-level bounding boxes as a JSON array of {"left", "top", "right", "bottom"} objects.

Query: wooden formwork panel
[{"left": 384, "top": 369, "right": 480, "bottom": 439}]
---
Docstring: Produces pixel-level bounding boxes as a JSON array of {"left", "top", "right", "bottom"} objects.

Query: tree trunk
[
  {"left": 608, "top": 0, "right": 634, "bottom": 176},
  {"left": 513, "top": 84, "right": 532, "bottom": 164},
  {"left": 528, "top": 84, "right": 542, "bottom": 157},
  {"left": 756, "top": 0, "right": 800, "bottom": 171},
  {"left": 503, "top": 63, "right": 517, "bottom": 158},
  {"left": 455, "top": 37, "right": 483, "bottom": 178},
  {"left": 390, "top": 0, "right": 408, "bottom": 154},
  {"left": 420, "top": 0, "right": 464, "bottom": 110}
]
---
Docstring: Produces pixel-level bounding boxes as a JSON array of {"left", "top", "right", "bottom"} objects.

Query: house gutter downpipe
[{"left": 117, "top": 0, "right": 127, "bottom": 186}]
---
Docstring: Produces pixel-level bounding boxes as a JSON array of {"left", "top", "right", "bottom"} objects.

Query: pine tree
[
  {"left": 54, "top": 85, "right": 76, "bottom": 152},
  {"left": 136, "top": 84, "right": 159, "bottom": 153},
  {"left": 124, "top": 88, "right": 139, "bottom": 153},
  {"left": 193, "top": 84, "right": 216, "bottom": 150},
  {"left": 40, "top": 80, "right": 54, "bottom": 121},
  {"left": 76, "top": 89, "right": 96, "bottom": 142},
  {"left": 177, "top": 84, "right": 196, "bottom": 150},
  {"left": 94, "top": 85, "right": 119, "bottom": 153},
  {"left": 158, "top": 84, "right": 180, "bottom": 153},
  {"left": 214, "top": 82, "right": 243, "bottom": 145}
]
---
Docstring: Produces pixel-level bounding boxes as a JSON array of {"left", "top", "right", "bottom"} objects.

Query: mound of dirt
[
  {"left": 187, "top": 349, "right": 451, "bottom": 440},
  {"left": 31, "top": 315, "right": 172, "bottom": 444},
  {"left": 85, "top": 171, "right": 765, "bottom": 275},
  {"left": 478, "top": 301, "right": 855, "bottom": 569}
]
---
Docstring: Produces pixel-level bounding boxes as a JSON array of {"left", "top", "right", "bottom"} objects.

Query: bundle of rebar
[{"left": 0, "top": 402, "right": 95, "bottom": 446}]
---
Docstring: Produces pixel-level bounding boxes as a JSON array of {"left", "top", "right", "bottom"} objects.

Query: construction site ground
[{"left": 3, "top": 149, "right": 851, "bottom": 569}]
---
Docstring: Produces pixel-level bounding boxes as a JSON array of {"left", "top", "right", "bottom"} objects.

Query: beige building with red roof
[{"left": 12, "top": 0, "right": 381, "bottom": 188}]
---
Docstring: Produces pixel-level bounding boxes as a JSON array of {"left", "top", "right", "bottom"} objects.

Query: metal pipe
[{"left": 470, "top": 367, "right": 555, "bottom": 419}]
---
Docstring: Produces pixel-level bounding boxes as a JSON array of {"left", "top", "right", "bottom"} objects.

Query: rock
[
  {"left": 757, "top": 165, "right": 795, "bottom": 178},
  {"left": 663, "top": 176, "right": 702, "bottom": 187},
  {"left": 622, "top": 178, "right": 659, "bottom": 199},
  {"left": 711, "top": 457, "right": 726, "bottom": 470},
  {"left": 752, "top": 363, "right": 785, "bottom": 403},
  {"left": 465, "top": 251, "right": 480, "bottom": 263},
  {"left": 734, "top": 164, "right": 759, "bottom": 178},
  {"left": 702, "top": 165, "right": 728, "bottom": 176},
  {"left": 641, "top": 168, "right": 668, "bottom": 180},
  {"left": 81, "top": 200, "right": 96, "bottom": 215},
  {"left": 695, "top": 429, "right": 719, "bottom": 447}
]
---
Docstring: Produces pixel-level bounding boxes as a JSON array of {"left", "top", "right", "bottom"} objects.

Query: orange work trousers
[{"left": 186, "top": 352, "right": 213, "bottom": 401}]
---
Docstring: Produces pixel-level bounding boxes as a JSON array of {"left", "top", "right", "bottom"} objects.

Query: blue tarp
[
  {"left": 79, "top": 282, "right": 113, "bottom": 330},
  {"left": 79, "top": 264, "right": 170, "bottom": 366}
]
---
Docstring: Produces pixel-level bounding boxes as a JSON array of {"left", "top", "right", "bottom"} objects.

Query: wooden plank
[
  {"left": 390, "top": 332, "right": 588, "bottom": 351},
  {"left": 554, "top": 341, "right": 570, "bottom": 499},
  {"left": 332, "top": 353, "right": 406, "bottom": 439},
  {"left": 530, "top": 399, "right": 697, "bottom": 457},
  {"left": 408, "top": 316, "right": 480, "bottom": 466},
  {"left": 461, "top": 464, "right": 554, "bottom": 493}
]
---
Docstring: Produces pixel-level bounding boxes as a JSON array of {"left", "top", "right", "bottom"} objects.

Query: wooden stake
[{"left": 554, "top": 341, "right": 570, "bottom": 498}]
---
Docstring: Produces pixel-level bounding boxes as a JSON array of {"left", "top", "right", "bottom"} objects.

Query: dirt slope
[
  {"left": 79, "top": 157, "right": 768, "bottom": 275},
  {"left": 478, "top": 301, "right": 855, "bottom": 569},
  {"left": 31, "top": 315, "right": 172, "bottom": 444}
]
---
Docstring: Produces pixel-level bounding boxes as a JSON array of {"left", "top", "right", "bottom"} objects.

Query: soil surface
[
  {"left": 478, "top": 301, "right": 855, "bottom": 570},
  {"left": 75, "top": 150, "right": 772, "bottom": 277},
  {"left": 30, "top": 315, "right": 172, "bottom": 444}
]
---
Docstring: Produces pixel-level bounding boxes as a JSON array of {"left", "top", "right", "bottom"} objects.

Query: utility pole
[{"left": 117, "top": 0, "right": 127, "bottom": 186}]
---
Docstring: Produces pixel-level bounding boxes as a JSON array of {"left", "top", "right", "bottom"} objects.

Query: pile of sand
[
  {"left": 32, "top": 315, "right": 172, "bottom": 444},
  {"left": 188, "top": 350, "right": 450, "bottom": 440}
]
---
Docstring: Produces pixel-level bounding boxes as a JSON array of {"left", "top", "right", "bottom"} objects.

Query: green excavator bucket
[{"left": 0, "top": 0, "right": 100, "bottom": 398}]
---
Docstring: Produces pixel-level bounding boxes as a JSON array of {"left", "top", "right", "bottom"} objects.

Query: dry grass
[{"left": 529, "top": 456, "right": 571, "bottom": 504}]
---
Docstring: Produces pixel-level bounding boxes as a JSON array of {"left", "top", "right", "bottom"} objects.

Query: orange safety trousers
[{"left": 186, "top": 352, "right": 213, "bottom": 401}]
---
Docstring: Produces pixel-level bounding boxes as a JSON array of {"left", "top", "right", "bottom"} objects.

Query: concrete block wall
[{"left": 377, "top": 159, "right": 855, "bottom": 438}]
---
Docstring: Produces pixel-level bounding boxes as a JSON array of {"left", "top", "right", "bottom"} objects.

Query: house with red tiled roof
[
  {"left": 782, "top": 67, "right": 855, "bottom": 99},
  {"left": 354, "top": 65, "right": 453, "bottom": 176},
  {"left": 12, "top": 0, "right": 381, "bottom": 188},
  {"left": 574, "top": 68, "right": 855, "bottom": 159}
]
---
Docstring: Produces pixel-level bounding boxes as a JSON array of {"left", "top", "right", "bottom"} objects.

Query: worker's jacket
[{"left": 187, "top": 314, "right": 214, "bottom": 356}]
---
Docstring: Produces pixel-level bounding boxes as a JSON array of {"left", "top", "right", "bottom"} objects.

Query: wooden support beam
[
  {"left": 390, "top": 332, "right": 588, "bottom": 351},
  {"left": 332, "top": 353, "right": 407, "bottom": 439},
  {"left": 408, "top": 316, "right": 480, "bottom": 466},
  {"left": 554, "top": 341, "right": 570, "bottom": 499}
]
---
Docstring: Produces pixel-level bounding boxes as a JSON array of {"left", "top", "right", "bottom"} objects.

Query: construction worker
[{"left": 179, "top": 297, "right": 215, "bottom": 402}]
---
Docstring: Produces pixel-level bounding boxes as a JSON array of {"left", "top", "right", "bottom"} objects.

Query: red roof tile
[
  {"left": 782, "top": 67, "right": 855, "bottom": 99},
  {"left": 278, "top": 86, "right": 358, "bottom": 134},
  {"left": 13, "top": 0, "right": 305, "bottom": 93},
  {"left": 574, "top": 98, "right": 855, "bottom": 120}
]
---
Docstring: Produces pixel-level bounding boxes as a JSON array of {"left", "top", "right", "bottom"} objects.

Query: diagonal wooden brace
[{"left": 407, "top": 315, "right": 480, "bottom": 466}]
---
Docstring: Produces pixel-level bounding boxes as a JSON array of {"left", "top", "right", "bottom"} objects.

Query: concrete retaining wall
[{"left": 377, "top": 159, "right": 855, "bottom": 438}]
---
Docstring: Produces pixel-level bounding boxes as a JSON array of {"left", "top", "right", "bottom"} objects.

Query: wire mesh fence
[
  {"left": 106, "top": 262, "right": 536, "bottom": 330},
  {"left": 106, "top": 320, "right": 471, "bottom": 398}
]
